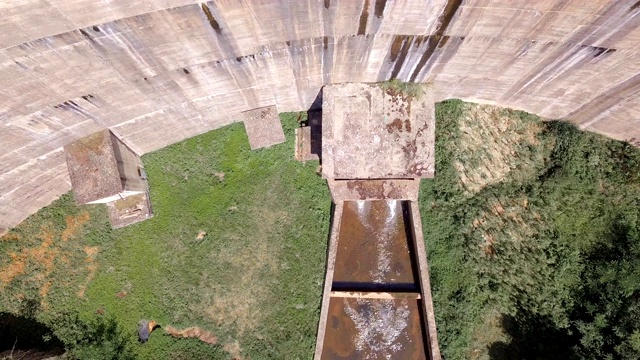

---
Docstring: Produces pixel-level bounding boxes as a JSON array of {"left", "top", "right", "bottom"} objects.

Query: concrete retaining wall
[{"left": 2, "top": 0, "right": 640, "bottom": 232}]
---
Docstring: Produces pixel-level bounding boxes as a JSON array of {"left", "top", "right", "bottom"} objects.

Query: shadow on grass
[
  {"left": 0, "top": 312, "right": 65, "bottom": 358},
  {"left": 488, "top": 311, "right": 578, "bottom": 360}
]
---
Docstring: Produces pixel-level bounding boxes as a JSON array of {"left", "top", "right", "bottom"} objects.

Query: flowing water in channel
[{"left": 322, "top": 200, "right": 428, "bottom": 359}]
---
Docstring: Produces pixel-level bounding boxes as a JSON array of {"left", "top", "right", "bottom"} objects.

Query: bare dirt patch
[
  {"left": 223, "top": 340, "right": 243, "bottom": 359},
  {"left": 1, "top": 233, "right": 21, "bottom": 242},
  {"left": 0, "top": 212, "right": 95, "bottom": 307},
  {"left": 468, "top": 196, "right": 546, "bottom": 359},
  {"left": 164, "top": 325, "right": 218, "bottom": 344},
  {"left": 1, "top": 226, "right": 57, "bottom": 293},
  {"left": 204, "top": 231, "right": 280, "bottom": 335},
  {"left": 471, "top": 197, "right": 541, "bottom": 257},
  {"left": 61, "top": 212, "right": 90, "bottom": 241},
  {"left": 468, "top": 310, "right": 510, "bottom": 360},
  {"left": 0, "top": 253, "right": 28, "bottom": 286},
  {"left": 454, "top": 104, "right": 548, "bottom": 194}
]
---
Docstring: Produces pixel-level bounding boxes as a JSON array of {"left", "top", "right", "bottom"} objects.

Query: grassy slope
[
  {"left": 422, "top": 100, "right": 640, "bottom": 359},
  {"left": 1, "top": 113, "right": 330, "bottom": 359}
]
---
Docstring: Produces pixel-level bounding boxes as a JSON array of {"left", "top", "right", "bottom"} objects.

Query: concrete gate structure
[{"left": 315, "top": 83, "right": 439, "bottom": 359}]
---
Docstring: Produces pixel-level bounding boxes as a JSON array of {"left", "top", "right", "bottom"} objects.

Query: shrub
[{"left": 52, "top": 314, "right": 134, "bottom": 360}]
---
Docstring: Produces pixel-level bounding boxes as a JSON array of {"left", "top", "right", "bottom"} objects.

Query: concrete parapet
[
  {"left": 295, "top": 127, "right": 320, "bottom": 162},
  {"left": 408, "top": 201, "right": 442, "bottom": 360},
  {"left": 315, "top": 202, "right": 343, "bottom": 359},
  {"left": 322, "top": 83, "right": 435, "bottom": 179},
  {"left": 315, "top": 200, "right": 441, "bottom": 359},
  {"left": 63, "top": 130, "right": 152, "bottom": 229},
  {"left": 105, "top": 192, "right": 153, "bottom": 229}
]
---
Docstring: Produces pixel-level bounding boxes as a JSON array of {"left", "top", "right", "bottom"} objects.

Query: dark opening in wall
[
  {"left": 358, "top": 0, "right": 370, "bottom": 35},
  {"left": 587, "top": 45, "right": 617, "bottom": 58}
]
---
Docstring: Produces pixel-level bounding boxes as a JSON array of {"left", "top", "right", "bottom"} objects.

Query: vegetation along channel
[{"left": 3, "top": 102, "right": 640, "bottom": 359}]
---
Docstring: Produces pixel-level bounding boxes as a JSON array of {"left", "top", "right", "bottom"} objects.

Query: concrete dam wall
[{"left": 1, "top": 0, "right": 640, "bottom": 233}]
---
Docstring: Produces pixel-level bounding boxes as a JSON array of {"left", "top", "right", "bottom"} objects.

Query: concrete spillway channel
[
  {"left": 315, "top": 83, "right": 439, "bottom": 359},
  {"left": 314, "top": 183, "right": 440, "bottom": 360}
]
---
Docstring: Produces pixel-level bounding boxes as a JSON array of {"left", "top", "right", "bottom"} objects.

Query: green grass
[
  {"left": 0, "top": 113, "right": 330, "bottom": 359},
  {"left": 421, "top": 100, "right": 640, "bottom": 359},
  {"left": 4, "top": 103, "right": 640, "bottom": 359}
]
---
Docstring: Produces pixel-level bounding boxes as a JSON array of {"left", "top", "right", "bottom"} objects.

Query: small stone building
[{"left": 64, "top": 130, "right": 152, "bottom": 228}]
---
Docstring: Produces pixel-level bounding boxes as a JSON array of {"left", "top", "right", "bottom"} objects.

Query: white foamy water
[
  {"left": 362, "top": 200, "right": 398, "bottom": 284},
  {"left": 344, "top": 298, "right": 410, "bottom": 359},
  {"left": 356, "top": 200, "right": 368, "bottom": 214}
]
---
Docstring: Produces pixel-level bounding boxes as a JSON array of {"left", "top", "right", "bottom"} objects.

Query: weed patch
[
  {"left": 378, "top": 78, "right": 426, "bottom": 99},
  {"left": 453, "top": 104, "right": 550, "bottom": 194}
]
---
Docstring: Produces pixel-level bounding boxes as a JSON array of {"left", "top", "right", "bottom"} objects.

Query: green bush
[
  {"left": 422, "top": 102, "right": 640, "bottom": 359},
  {"left": 52, "top": 314, "right": 134, "bottom": 360}
]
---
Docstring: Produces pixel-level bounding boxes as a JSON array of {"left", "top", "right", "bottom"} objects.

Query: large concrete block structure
[
  {"left": 242, "top": 105, "right": 286, "bottom": 150},
  {"left": 64, "top": 129, "right": 152, "bottom": 228},
  {"left": 1, "top": 0, "right": 640, "bottom": 232},
  {"left": 316, "top": 83, "right": 439, "bottom": 359},
  {"left": 64, "top": 130, "right": 146, "bottom": 205},
  {"left": 322, "top": 83, "right": 435, "bottom": 179}
]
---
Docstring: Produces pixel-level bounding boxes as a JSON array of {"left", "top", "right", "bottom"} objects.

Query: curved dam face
[{"left": 1, "top": 0, "right": 640, "bottom": 232}]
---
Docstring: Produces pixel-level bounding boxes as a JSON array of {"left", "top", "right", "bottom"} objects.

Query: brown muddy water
[
  {"left": 321, "top": 200, "right": 428, "bottom": 359},
  {"left": 332, "top": 200, "right": 420, "bottom": 291},
  {"left": 321, "top": 297, "right": 428, "bottom": 359}
]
